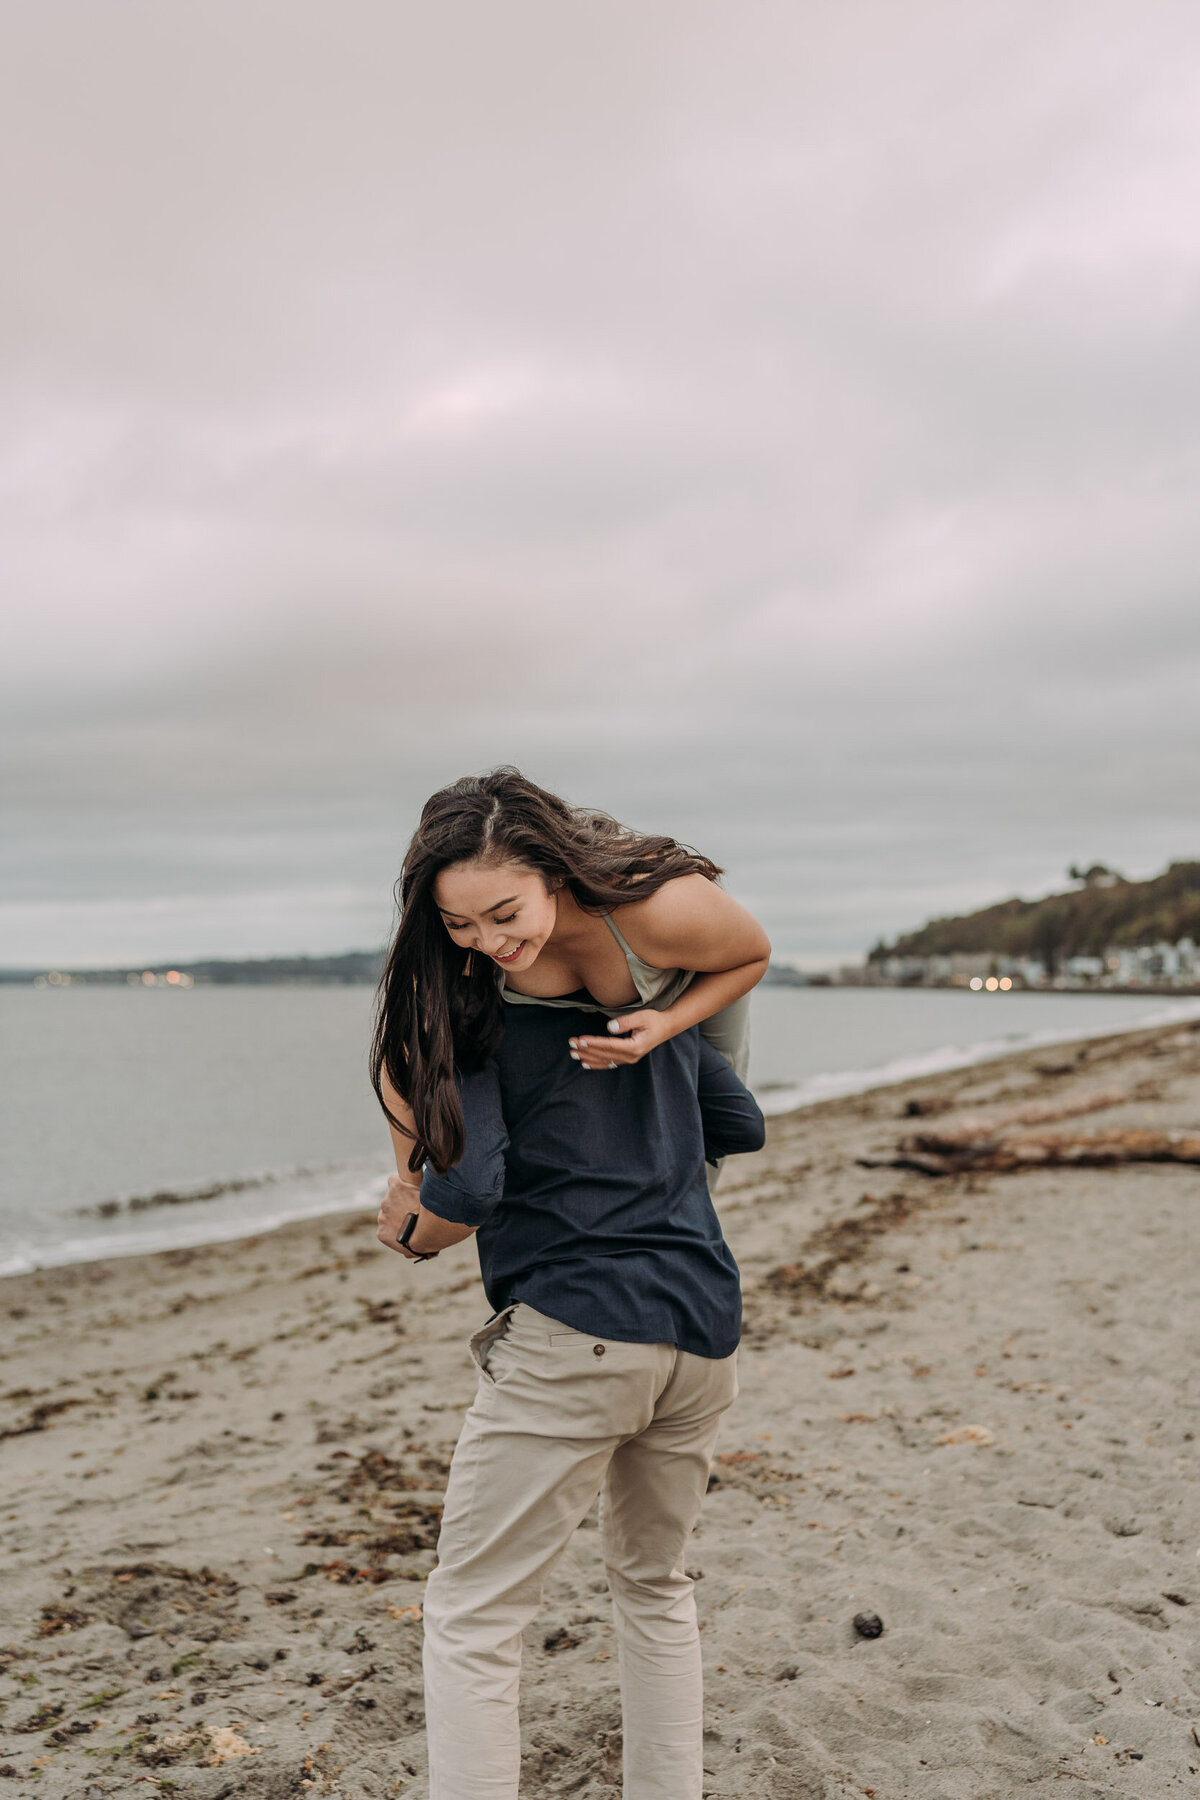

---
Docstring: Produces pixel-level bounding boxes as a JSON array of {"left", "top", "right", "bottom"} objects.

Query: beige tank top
[{"left": 498, "top": 912, "right": 694, "bottom": 1017}]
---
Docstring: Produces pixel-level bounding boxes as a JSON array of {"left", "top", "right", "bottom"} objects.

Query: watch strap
[{"left": 397, "top": 1209, "right": 437, "bottom": 1260}]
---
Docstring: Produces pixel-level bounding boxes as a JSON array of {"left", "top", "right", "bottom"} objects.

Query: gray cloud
[{"left": 3, "top": 1, "right": 1199, "bottom": 964}]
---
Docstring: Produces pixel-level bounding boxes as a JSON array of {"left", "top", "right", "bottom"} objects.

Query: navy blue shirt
[{"left": 419, "top": 1005, "right": 765, "bottom": 1359}]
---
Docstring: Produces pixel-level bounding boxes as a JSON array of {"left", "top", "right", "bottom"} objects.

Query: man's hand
[
  {"left": 569, "top": 1010, "right": 671, "bottom": 1070},
  {"left": 377, "top": 1174, "right": 425, "bottom": 1258}
]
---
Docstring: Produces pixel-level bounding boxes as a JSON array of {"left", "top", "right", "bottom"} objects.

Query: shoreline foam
[{"left": 755, "top": 993, "right": 1200, "bottom": 1114}]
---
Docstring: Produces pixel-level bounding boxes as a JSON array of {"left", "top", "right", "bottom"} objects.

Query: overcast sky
[{"left": 4, "top": 0, "right": 1199, "bottom": 967}]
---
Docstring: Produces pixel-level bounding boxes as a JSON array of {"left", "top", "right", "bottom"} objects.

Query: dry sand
[{"left": 2, "top": 1019, "right": 1198, "bottom": 1799}]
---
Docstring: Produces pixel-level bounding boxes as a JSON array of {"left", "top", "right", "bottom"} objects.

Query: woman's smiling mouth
[{"left": 493, "top": 942, "right": 527, "bottom": 965}]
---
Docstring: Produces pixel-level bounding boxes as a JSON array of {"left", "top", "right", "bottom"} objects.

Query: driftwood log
[
  {"left": 866, "top": 1127, "right": 1200, "bottom": 1178},
  {"left": 857, "top": 1087, "right": 1200, "bottom": 1175}
]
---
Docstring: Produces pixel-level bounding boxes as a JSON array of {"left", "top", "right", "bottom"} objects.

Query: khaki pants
[{"left": 422, "top": 1304, "right": 738, "bottom": 1800}]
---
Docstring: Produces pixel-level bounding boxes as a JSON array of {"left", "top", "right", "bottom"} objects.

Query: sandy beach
[{"left": 2, "top": 1018, "right": 1198, "bottom": 1799}]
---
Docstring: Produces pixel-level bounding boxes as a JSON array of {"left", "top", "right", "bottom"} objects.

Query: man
[{"left": 376, "top": 1000, "right": 765, "bottom": 1800}]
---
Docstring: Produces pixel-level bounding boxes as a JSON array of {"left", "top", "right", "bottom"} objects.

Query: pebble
[{"left": 853, "top": 1611, "right": 884, "bottom": 1639}]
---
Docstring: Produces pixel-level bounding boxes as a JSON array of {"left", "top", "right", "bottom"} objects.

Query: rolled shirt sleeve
[
  {"left": 697, "top": 1040, "right": 766, "bottom": 1162},
  {"left": 419, "top": 1059, "right": 509, "bottom": 1227}
]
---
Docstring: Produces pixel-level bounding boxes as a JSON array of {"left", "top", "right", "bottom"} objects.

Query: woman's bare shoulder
[
  {"left": 615, "top": 875, "right": 766, "bottom": 967},
  {"left": 616, "top": 871, "right": 716, "bottom": 921}
]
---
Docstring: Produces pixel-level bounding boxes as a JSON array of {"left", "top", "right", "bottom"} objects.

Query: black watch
[{"left": 397, "top": 1210, "right": 438, "bottom": 1261}]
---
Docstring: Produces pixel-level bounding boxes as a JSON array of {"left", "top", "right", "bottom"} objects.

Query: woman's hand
[{"left": 569, "top": 1011, "right": 671, "bottom": 1070}]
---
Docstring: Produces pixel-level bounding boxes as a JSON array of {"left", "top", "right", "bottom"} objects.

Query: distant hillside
[
  {"left": 172, "top": 951, "right": 384, "bottom": 985},
  {"left": 872, "top": 861, "right": 1200, "bottom": 968},
  {"left": 0, "top": 951, "right": 385, "bottom": 986}
]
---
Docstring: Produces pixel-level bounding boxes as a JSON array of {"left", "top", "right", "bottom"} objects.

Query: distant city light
[
  {"left": 999, "top": 976, "right": 1012, "bottom": 990},
  {"left": 126, "top": 971, "right": 140, "bottom": 985},
  {"left": 984, "top": 976, "right": 999, "bottom": 991},
  {"left": 166, "top": 970, "right": 181, "bottom": 985},
  {"left": 969, "top": 976, "right": 984, "bottom": 990},
  {"left": 141, "top": 970, "right": 156, "bottom": 986}
]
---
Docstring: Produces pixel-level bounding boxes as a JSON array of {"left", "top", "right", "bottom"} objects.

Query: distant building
[
  {"left": 855, "top": 939, "right": 1198, "bottom": 993},
  {"left": 948, "top": 953, "right": 992, "bottom": 986},
  {"left": 881, "top": 956, "right": 927, "bottom": 985},
  {"left": 1106, "top": 948, "right": 1140, "bottom": 984},
  {"left": 830, "top": 961, "right": 884, "bottom": 986},
  {"left": 762, "top": 961, "right": 809, "bottom": 988}
]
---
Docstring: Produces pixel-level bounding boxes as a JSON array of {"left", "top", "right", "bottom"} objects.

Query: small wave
[
  {"left": 79, "top": 1173, "right": 275, "bottom": 1216},
  {"left": 73, "top": 1163, "right": 353, "bottom": 1219},
  {"left": 753, "top": 995, "right": 1200, "bottom": 1116},
  {"left": 2, "top": 1169, "right": 392, "bottom": 1279}
]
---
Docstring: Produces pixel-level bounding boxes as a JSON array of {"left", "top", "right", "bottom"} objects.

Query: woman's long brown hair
[{"left": 370, "top": 767, "right": 722, "bottom": 1175}]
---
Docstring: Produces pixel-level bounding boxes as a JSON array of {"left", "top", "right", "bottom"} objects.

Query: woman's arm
[
  {"left": 570, "top": 874, "right": 771, "bottom": 1069},
  {"left": 381, "top": 1065, "right": 425, "bottom": 1179}
]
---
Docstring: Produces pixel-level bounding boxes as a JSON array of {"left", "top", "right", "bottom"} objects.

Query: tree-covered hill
[{"left": 872, "top": 861, "right": 1200, "bottom": 966}]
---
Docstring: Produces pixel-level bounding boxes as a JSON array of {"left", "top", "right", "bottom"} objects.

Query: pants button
[{"left": 592, "top": 1344, "right": 606, "bottom": 1358}]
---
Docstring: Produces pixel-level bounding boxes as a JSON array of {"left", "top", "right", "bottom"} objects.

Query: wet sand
[{"left": 2, "top": 1020, "right": 1198, "bottom": 1798}]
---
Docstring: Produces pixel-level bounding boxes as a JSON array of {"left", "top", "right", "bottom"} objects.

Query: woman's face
[{"left": 433, "top": 858, "right": 559, "bottom": 973}]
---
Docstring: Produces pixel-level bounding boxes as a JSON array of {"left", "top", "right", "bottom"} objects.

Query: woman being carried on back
[
  {"left": 372, "top": 765, "right": 770, "bottom": 1179},
  {"left": 371, "top": 766, "right": 771, "bottom": 1800}
]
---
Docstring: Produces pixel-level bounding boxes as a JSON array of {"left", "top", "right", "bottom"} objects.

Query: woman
[{"left": 370, "top": 766, "right": 771, "bottom": 1175}]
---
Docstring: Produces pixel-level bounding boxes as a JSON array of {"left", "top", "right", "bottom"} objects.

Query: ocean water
[{"left": 2, "top": 983, "right": 1198, "bottom": 1277}]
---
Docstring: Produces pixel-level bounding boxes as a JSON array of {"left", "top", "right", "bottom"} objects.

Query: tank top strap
[
  {"left": 600, "top": 911, "right": 694, "bottom": 1011},
  {"left": 600, "top": 909, "right": 638, "bottom": 960}
]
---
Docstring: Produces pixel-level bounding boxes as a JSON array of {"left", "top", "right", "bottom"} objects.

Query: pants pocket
[{"left": 468, "top": 1304, "right": 518, "bottom": 1381}]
